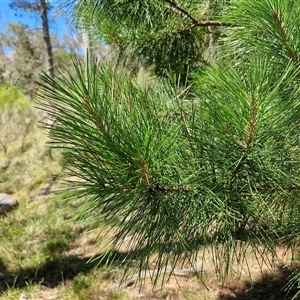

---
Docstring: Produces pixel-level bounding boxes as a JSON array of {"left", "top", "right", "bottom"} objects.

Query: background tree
[
  {"left": 39, "top": 0, "right": 300, "bottom": 296},
  {"left": 10, "top": 0, "right": 54, "bottom": 78},
  {"left": 0, "top": 22, "right": 82, "bottom": 96},
  {"left": 0, "top": 22, "right": 44, "bottom": 95}
]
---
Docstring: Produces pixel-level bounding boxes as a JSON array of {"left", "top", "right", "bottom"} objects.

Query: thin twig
[
  {"left": 272, "top": 10, "right": 299, "bottom": 64},
  {"left": 173, "top": 85, "right": 192, "bottom": 101},
  {"left": 164, "top": 0, "right": 233, "bottom": 27}
]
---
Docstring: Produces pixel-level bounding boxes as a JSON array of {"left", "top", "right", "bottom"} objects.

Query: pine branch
[
  {"left": 223, "top": 124, "right": 247, "bottom": 150},
  {"left": 246, "top": 95, "right": 257, "bottom": 147},
  {"left": 230, "top": 95, "right": 258, "bottom": 180},
  {"left": 164, "top": 0, "right": 233, "bottom": 27},
  {"left": 272, "top": 9, "right": 299, "bottom": 64}
]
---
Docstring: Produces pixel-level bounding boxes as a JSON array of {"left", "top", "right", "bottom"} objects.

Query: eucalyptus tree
[
  {"left": 0, "top": 22, "right": 82, "bottom": 96},
  {"left": 39, "top": 0, "right": 300, "bottom": 296},
  {"left": 0, "top": 22, "right": 43, "bottom": 95},
  {"left": 10, "top": 0, "right": 54, "bottom": 78}
]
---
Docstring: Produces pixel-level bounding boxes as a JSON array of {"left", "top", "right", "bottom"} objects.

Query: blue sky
[{"left": 0, "top": 1, "right": 73, "bottom": 38}]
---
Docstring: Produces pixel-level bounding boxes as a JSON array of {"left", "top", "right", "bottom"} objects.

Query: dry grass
[{"left": 0, "top": 100, "right": 299, "bottom": 299}]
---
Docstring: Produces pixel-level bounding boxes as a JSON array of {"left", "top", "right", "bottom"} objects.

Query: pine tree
[{"left": 38, "top": 0, "right": 300, "bottom": 296}]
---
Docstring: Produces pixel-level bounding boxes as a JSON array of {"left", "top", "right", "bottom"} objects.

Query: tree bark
[
  {"left": 80, "top": 26, "right": 91, "bottom": 59},
  {"left": 39, "top": 0, "right": 54, "bottom": 78}
]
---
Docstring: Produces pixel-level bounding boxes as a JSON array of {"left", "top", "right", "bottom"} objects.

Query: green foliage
[
  {"left": 72, "top": 275, "right": 91, "bottom": 299},
  {"left": 74, "top": 0, "right": 231, "bottom": 78},
  {"left": 39, "top": 60, "right": 198, "bottom": 272},
  {"left": 223, "top": 0, "right": 300, "bottom": 66},
  {"left": 0, "top": 85, "right": 30, "bottom": 108},
  {"left": 0, "top": 18, "right": 82, "bottom": 96},
  {"left": 38, "top": 56, "right": 300, "bottom": 286},
  {"left": 0, "top": 22, "right": 44, "bottom": 96},
  {"left": 0, "top": 85, "right": 36, "bottom": 155},
  {"left": 38, "top": 0, "right": 300, "bottom": 296}
]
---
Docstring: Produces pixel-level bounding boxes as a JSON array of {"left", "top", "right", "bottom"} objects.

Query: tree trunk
[
  {"left": 80, "top": 26, "right": 91, "bottom": 59},
  {"left": 39, "top": 0, "right": 54, "bottom": 78}
]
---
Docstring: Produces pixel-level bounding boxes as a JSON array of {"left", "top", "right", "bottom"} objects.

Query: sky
[{"left": 0, "top": 0, "right": 74, "bottom": 39}]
